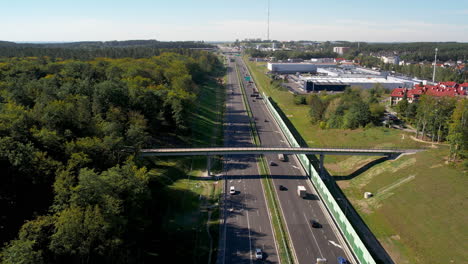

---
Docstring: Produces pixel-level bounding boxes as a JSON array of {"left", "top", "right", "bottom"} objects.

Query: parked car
[
  {"left": 269, "top": 161, "right": 277, "bottom": 166},
  {"left": 229, "top": 186, "right": 236, "bottom": 195},
  {"left": 279, "top": 185, "right": 287, "bottom": 191}
]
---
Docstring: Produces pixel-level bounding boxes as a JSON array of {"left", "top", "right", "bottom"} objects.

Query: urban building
[
  {"left": 267, "top": 63, "right": 318, "bottom": 73},
  {"left": 333, "top": 47, "right": 350, "bottom": 55},
  {"left": 390, "top": 82, "right": 468, "bottom": 105},
  {"left": 301, "top": 76, "right": 404, "bottom": 92},
  {"left": 380, "top": 55, "right": 400, "bottom": 65}
]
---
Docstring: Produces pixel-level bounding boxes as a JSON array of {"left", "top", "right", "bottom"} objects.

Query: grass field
[
  {"left": 245, "top": 58, "right": 468, "bottom": 264},
  {"left": 147, "top": 72, "right": 225, "bottom": 263}
]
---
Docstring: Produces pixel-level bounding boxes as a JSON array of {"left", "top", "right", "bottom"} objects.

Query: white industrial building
[
  {"left": 333, "top": 47, "right": 350, "bottom": 55},
  {"left": 267, "top": 63, "right": 318, "bottom": 73},
  {"left": 380, "top": 55, "right": 400, "bottom": 65},
  {"left": 300, "top": 76, "right": 405, "bottom": 92}
]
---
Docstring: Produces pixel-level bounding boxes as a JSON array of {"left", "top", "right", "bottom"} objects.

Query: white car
[
  {"left": 229, "top": 186, "right": 235, "bottom": 195},
  {"left": 255, "top": 248, "right": 262, "bottom": 260}
]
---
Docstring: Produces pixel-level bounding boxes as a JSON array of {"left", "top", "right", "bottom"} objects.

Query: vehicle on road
[
  {"left": 264, "top": 119, "right": 268, "bottom": 122},
  {"left": 252, "top": 99, "right": 256, "bottom": 102},
  {"left": 297, "top": 186, "right": 307, "bottom": 198},
  {"left": 229, "top": 186, "right": 235, "bottom": 195},
  {"left": 279, "top": 185, "right": 287, "bottom": 191},
  {"left": 337, "top": 256, "right": 349, "bottom": 264},
  {"left": 310, "top": 220, "right": 321, "bottom": 228},
  {"left": 255, "top": 248, "right": 263, "bottom": 260},
  {"left": 269, "top": 161, "right": 277, "bottom": 166},
  {"left": 316, "top": 258, "right": 327, "bottom": 264},
  {"left": 278, "top": 153, "right": 286, "bottom": 161}
]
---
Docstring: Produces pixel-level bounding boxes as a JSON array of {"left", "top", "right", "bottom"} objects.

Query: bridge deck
[{"left": 139, "top": 147, "right": 422, "bottom": 157}]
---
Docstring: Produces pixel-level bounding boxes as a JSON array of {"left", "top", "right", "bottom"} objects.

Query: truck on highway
[
  {"left": 297, "top": 186, "right": 306, "bottom": 198},
  {"left": 316, "top": 258, "right": 327, "bottom": 264},
  {"left": 278, "top": 153, "right": 285, "bottom": 161}
]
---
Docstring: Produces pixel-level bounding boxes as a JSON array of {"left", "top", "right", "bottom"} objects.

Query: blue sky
[{"left": 1, "top": 0, "right": 468, "bottom": 42}]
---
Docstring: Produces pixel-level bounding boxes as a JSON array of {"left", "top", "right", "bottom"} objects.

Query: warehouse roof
[{"left": 301, "top": 77, "right": 403, "bottom": 84}]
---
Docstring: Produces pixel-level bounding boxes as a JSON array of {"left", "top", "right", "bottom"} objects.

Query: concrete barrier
[{"left": 263, "top": 93, "right": 376, "bottom": 264}]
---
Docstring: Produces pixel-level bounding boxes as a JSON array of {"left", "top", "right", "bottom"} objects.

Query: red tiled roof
[
  {"left": 391, "top": 82, "right": 466, "bottom": 99},
  {"left": 439, "top": 81, "right": 458, "bottom": 87}
]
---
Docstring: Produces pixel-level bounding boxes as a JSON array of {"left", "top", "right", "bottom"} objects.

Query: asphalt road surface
[
  {"left": 235, "top": 57, "right": 354, "bottom": 264},
  {"left": 218, "top": 56, "right": 279, "bottom": 264}
]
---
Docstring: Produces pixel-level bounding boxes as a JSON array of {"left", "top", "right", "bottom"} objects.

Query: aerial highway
[
  {"left": 235, "top": 57, "right": 355, "bottom": 264},
  {"left": 218, "top": 55, "right": 279, "bottom": 264}
]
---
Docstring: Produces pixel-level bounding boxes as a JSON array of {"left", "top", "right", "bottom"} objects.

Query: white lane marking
[
  {"left": 292, "top": 165, "right": 300, "bottom": 170},
  {"left": 303, "top": 212, "right": 324, "bottom": 258},
  {"left": 328, "top": 240, "right": 343, "bottom": 249},
  {"left": 247, "top": 210, "right": 253, "bottom": 264}
]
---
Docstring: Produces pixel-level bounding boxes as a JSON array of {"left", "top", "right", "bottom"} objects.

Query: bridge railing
[{"left": 263, "top": 92, "right": 377, "bottom": 264}]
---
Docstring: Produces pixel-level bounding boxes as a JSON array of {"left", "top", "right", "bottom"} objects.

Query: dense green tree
[
  {"left": 308, "top": 95, "right": 326, "bottom": 123},
  {"left": 447, "top": 99, "right": 468, "bottom": 160}
]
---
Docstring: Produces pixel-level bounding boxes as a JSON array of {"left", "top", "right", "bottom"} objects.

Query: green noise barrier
[{"left": 263, "top": 93, "right": 376, "bottom": 264}]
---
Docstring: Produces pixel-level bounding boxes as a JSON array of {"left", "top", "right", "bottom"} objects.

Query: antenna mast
[{"left": 267, "top": 0, "right": 270, "bottom": 41}]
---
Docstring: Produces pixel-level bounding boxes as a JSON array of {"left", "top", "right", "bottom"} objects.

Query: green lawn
[
  {"left": 342, "top": 148, "right": 468, "bottom": 264},
  {"left": 245, "top": 58, "right": 468, "bottom": 264}
]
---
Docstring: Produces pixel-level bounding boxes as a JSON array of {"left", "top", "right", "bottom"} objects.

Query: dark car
[
  {"left": 310, "top": 220, "right": 321, "bottom": 228},
  {"left": 279, "top": 185, "right": 287, "bottom": 191},
  {"left": 337, "top": 256, "right": 348, "bottom": 264},
  {"left": 264, "top": 119, "right": 268, "bottom": 122},
  {"left": 269, "top": 161, "right": 277, "bottom": 166}
]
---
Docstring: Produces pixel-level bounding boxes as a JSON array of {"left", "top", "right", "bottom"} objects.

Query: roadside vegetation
[
  {"left": 0, "top": 49, "right": 224, "bottom": 264},
  {"left": 244, "top": 57, "right": 468, "bottom": 264}
]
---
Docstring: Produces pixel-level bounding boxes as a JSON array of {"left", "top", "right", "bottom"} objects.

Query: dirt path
[{"left": 409, "top": 135, "right": 448, "bottom": 146}]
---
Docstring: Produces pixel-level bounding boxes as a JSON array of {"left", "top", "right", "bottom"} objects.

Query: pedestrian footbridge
[
  {"left": 139, "top": 146, "right": 421, "bottom": 157},
  {"left": 140, "top": 146, "right": 422, "bottom": 177}
]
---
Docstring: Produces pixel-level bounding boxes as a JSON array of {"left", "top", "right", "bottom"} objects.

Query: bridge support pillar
[
  {"left": 207, "top": 156, "right": 211, "bottom": 177},
  {"left": 320, "top": 154, "right": 325, "bottom": 180}
]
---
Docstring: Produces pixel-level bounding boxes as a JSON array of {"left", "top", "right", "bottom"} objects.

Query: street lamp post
[{"left": 432, "top": 48, "right": 438, "bottom": 83}]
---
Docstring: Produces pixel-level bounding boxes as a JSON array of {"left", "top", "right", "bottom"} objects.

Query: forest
[
  {"left": 0, "top": 48, "right": 223, "bottom": 263},
  {"left": 0, "top": 40, "right": 214, "bottom": 59},
  {"left": 357, "top": 55, "right": 468, "bottom": 83},
  {"left": 303, "top": 86, "right": 386, "bottom": 129},
  {"left": 342, "top": 42, "right": 468, "bottom": 62},
  {"left": 395, "top": 95, "right": 468, "bottom": 162},
  {"left": 303, "top": 85, "right": 467, "bottom": 163}
]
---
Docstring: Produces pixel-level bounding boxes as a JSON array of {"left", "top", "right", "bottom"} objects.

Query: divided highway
[
  {"left": 218, "top": 57, "right": 279, "bottom": 263},
  {"left": 235, "top": 57, "right": 355, "bottom": 263}
]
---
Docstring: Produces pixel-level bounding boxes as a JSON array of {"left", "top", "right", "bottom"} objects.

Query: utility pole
[{"left": 432, "top": 48, "right": 438, "bottom": 83}]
